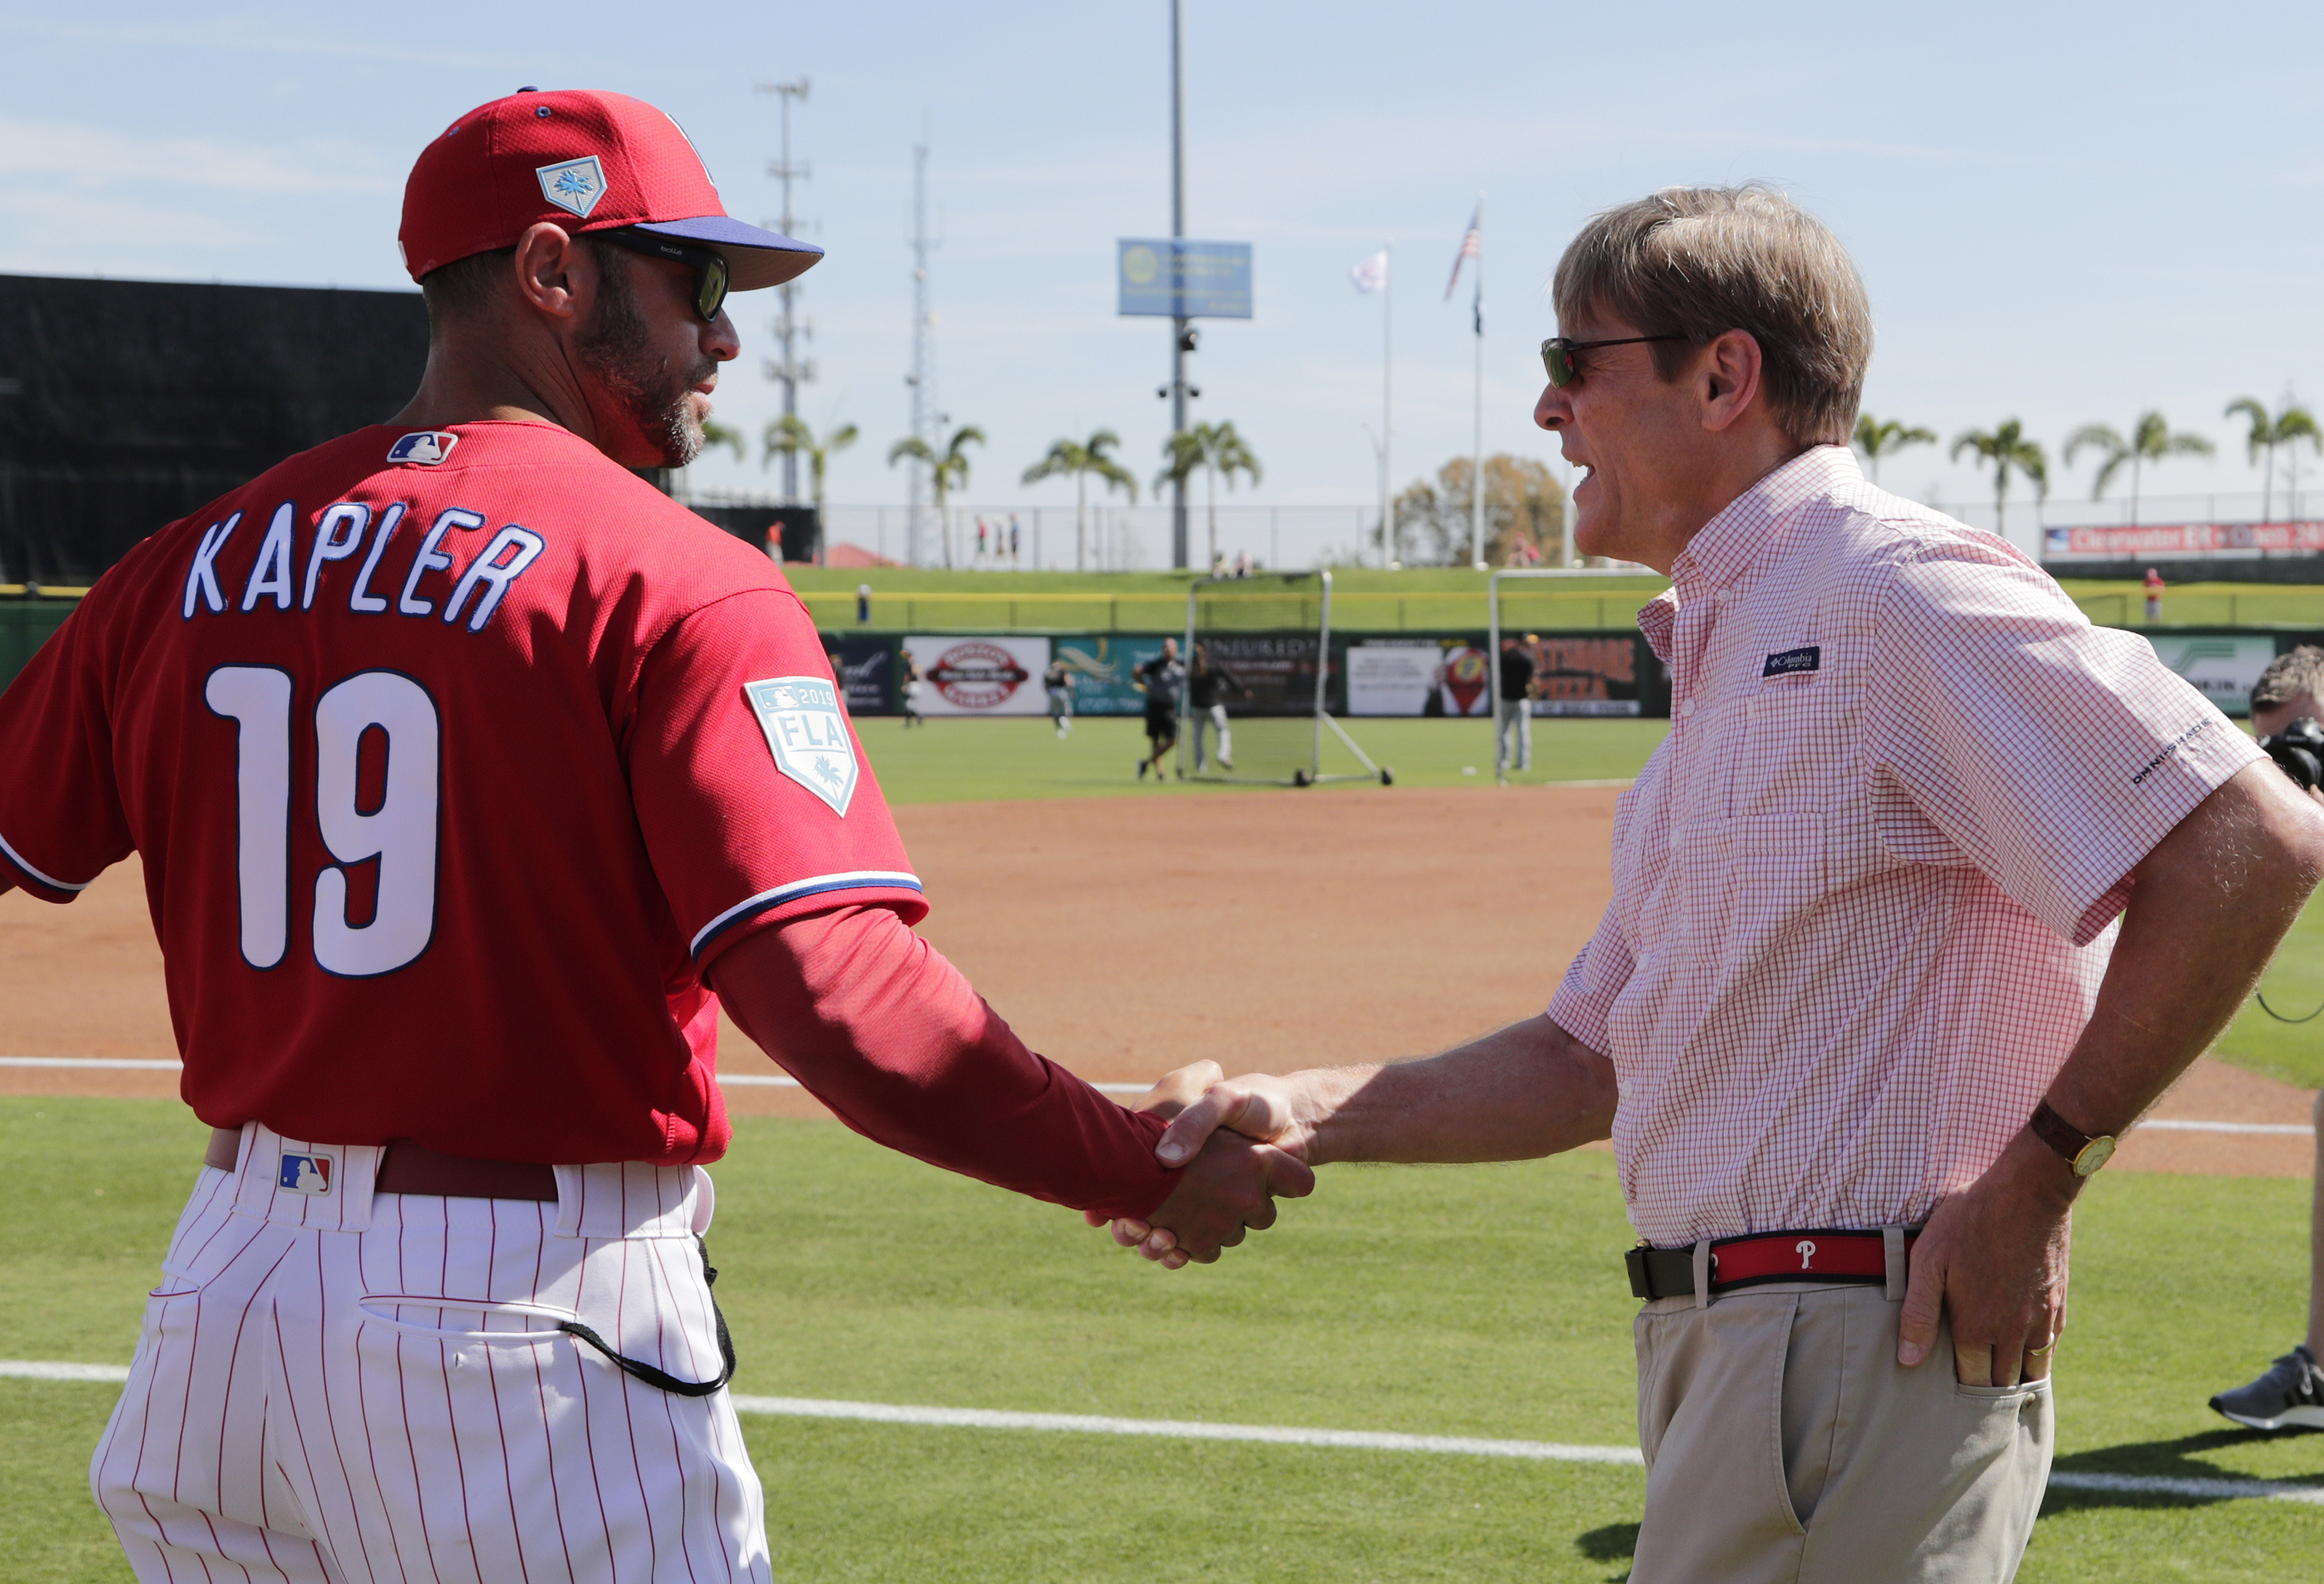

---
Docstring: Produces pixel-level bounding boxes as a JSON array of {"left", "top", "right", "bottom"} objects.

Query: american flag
[{"left": 1444, "top": 204, "right": 1480, "bottom": 300}]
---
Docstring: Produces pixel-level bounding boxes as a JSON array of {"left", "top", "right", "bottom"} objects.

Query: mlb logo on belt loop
[
  {"left": 277, "top": 1152, "right": 333, "bottom": 1196},
  {"left": 387, "top": 431, "right": 459, "bottom": 466}
]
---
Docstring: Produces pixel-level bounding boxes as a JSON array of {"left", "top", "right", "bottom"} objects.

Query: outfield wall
[{"left": 0, "top": 605, "right": 2299, "bottom": 725}]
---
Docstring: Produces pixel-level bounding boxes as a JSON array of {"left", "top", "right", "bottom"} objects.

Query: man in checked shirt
[{"left": 1104, "top": 186, "right": 2324, "bottom": 1581}]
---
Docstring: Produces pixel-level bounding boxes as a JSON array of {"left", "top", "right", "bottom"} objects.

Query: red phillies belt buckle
[
  {"left": 1708, "top": 1229, "right": 1910, "bottom": 1290},
  {"left": 1625, "top": 1229, "right": 1915, "bottom": 1300}
]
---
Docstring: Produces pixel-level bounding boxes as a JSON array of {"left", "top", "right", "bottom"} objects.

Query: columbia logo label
[
  {"left": 277, "top": 1152, "right": 333, "bottom": 1196},
  {"left": 1762, "top": 645, "right": 1820, "bottom": 678}
]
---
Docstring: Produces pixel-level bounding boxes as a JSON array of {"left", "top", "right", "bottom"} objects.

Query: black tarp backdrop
[
  {"left": 0, "top": 274, "right": 432, "bottom": 585},
  {"left": 692, "top": 503, "right": 820, "bottom": 562}
]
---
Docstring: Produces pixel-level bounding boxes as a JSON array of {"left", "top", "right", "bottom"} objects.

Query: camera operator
[{"left": 2211, "top": 644, "right": 2324, "bottom": 1430}]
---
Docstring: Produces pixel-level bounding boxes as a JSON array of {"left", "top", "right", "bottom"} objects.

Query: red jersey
[{"left": 0, "top": 421, "right": 925, "bottom": 1164}]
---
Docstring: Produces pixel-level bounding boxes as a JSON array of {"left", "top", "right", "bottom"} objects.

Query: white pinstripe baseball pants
[{"left": 92, "top": 1123, "right": 773, "bottom": 1583}]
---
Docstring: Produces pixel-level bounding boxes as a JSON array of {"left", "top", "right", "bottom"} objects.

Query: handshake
[{"left": 1084, "top": 1060, "right": 1324, "bottom": 1270}]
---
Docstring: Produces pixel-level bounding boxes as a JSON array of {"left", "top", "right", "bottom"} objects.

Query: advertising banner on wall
[
  {"left": 2146, "top": 633, "right": 2277, "bottom": 717},
  {"left": 1347, "top": 633, "right": 1648, "bottom": 717},
  {"left": 1050, "top": 634, "right": 1171, "bottom": 715},
  {"left": 1344, "top": 639, "right": 1492, "bottom": 717},
  {"left": 1195, "top": 633, "right": 1328, "bottom": 716},
  {"left": 821, "top": 633, "right": 896, "bottom": 716},
  {"left": 1528, "top": 633, "right": 1643, "bottom": 717},
  {"left": 1346, "top": 640, "right": 1446, "bottom": 716},
  {"left": 2045, "top": 522, "right": 2324, "bottom": 560},
  {"left": 900, "top": 635, "right": 1051, "bottom": 716}
]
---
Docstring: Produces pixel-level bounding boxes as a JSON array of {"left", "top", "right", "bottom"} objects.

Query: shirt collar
[{"left": 1669, "top": 444, "right": 1861, "bottom": 594}]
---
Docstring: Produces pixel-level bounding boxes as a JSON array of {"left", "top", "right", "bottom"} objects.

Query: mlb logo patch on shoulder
[
  {"left": 536, "top": 155, "right": 608, "bottom": 220},
  {"left": 277, "top": 1152, "right": 333, "bottom": 1196},
  {"left": 1762, "top": 644, "right": 1821, "bottom": 678},
  {"left": 387, "top": 431, "right": 459, "bottom": 466},
  {"left": 745, "top": 676, "right": 859, "bottom": 817}
]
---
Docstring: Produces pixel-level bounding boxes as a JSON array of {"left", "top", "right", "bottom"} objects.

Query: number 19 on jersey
[{"left": 204, "top": 666, "right": 441, "bottom": 977}]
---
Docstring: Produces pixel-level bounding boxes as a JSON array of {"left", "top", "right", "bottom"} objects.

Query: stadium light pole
[
  {"left": 1168, "top": 0, "right": 1190, "bottom": 571},
  {"left": 755, "top": 78, "right": 812, "bottom": 505}
]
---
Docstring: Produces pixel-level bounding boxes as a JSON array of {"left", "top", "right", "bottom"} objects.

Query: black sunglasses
[
  {"left": 1540, "top": 334, "right": 1691, "bottom": 388},
  {"left": 597, "top": 229, "right": 732, "bottom": 321}
]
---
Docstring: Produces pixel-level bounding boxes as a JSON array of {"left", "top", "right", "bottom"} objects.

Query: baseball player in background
[{"left": 0, "top": 89, "right": 1306, "bottom": 1583}]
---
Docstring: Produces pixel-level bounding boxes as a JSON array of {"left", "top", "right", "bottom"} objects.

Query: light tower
[
  {"left": 1167, "top": 0, "right": 1190, "bottom": 570},
  {"left": 905, "top": 139, "right": 940, "bottom": 567},
  {"left": 755, "top": 78, "right": 813, "bottom": 503}
]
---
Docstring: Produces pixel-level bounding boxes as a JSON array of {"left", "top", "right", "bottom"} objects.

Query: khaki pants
[{"left": 1633, "top": 1280, "right": 2051, "bottom": 1583}]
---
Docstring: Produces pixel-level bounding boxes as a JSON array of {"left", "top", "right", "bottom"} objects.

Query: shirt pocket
[
  {"left": 1730, "top": 674, "right": 1858, "bottom": 820},
  {"left": 1672, "top": 811, "right": 1825, "bottom": 979}
]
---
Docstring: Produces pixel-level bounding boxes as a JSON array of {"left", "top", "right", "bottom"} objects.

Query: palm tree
[
  {"left": 1852, "top": 414, "right": 1935, "bottom": 487},
  {"left": 2063, "top": 411, "right": 2214, "bottom": 525},
  {"left": 2225, "top": 397, "right": 2323, "bottom": 523},
  {"left": 888, "top": 426, "right": 985, "bottom": 568},
  {"left": 763, "top": 415, "right": 859, "bottom": 508},
  {"left": 1950, "top": 420, "right": 2048, "bottom": 537},
  {"left": 1022, "top": 430, "right": 1139, "bottom": 572},
  {"left": 1156, "top": 421, "right": 1263, "bottom": 569},
  {"left": 698, "top": 420, "right": 746, "bottom": 463}
]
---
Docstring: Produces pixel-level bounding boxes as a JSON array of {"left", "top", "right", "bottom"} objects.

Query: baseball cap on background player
[{"left": 398, "top": 87, "right": 822, "bottom": 299}]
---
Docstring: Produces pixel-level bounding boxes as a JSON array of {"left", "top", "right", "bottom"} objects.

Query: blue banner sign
[{"left": 1117, "top": 239, "right": 1252, "bottom": 319}]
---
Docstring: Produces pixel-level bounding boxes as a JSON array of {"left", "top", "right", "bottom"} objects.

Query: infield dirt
[{"left": 1, "top": 785, "right": 2310, "bottom": 1177}]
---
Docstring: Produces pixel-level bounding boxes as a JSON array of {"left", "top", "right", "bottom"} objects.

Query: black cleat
[{"left": 2210, "top": 1345, "right": 2324, "bottom": 1431}]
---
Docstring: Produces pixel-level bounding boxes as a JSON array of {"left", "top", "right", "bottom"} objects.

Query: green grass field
[
  {"left": 2217, "top": 892, "right": 2324, "bottom": 1090},
  {"left": 2, "top": 1098, "right": 2318, "bottom": 1581},
  {"left": 861, "top": 714, "right": 1668, "bottom": 805}
]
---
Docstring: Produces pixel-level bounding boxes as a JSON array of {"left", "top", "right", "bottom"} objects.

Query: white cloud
[{"left": 0, "top": 114, "right": 398, "bottom": 197}]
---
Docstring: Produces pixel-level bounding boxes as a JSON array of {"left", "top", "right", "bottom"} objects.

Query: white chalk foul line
[
  {"left": 0, "top": 1057, "right": 182, "bottom": 1071},
  {"left": 2, "top": 1359, "right": 131, "bottom": 1382},
  {"left": 725, "top": 1394, "right": 1642, "bottom": 1464},
  {"left": 2132, "top": 1118, "right": 2314, "bottom": 1137},
  {"left": 3, "top": 1061, "right": 2308, "bottom": 1118},
  {"left": 0, "top": 1058, "right": 1156, "bottom": 1096},
  {"left": 4, "top": 1362, "right": 2316, "bottom": 1503},
  {"left": 2048, "top": 1470, "right": 2324, "bottom": 1506}
]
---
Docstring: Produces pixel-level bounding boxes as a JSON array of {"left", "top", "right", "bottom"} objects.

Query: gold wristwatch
[{"left": 2029, "top": 1099, "right": 2117, "bottom": 1178}]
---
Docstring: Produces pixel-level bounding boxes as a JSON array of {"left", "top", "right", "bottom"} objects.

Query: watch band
[{"left": 2029, "top": 1099, "right": 2116, "bottom": 1177}]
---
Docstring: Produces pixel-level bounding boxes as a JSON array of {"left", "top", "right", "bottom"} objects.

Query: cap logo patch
[
  {"left": 387, "top": 431, "right": 459, "bottom": 466},
  {"left": 535, "top": 155, "right": 607, "bottom": 220},
  {"left": 744, "top": 676, "right": 858, "bottom": 817}
]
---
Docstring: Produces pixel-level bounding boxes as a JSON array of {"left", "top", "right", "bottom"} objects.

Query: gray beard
[{"left": 577, "top": 251, "right": 710, "bottom": 469}]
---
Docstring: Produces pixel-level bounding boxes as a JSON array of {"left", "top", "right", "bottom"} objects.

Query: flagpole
[
  {"left": 1381, "top": 240, "right": 1393, "bottom": 569},
  {"left": 1470, "top": 192, "right": 1485, "bottom": 570}
]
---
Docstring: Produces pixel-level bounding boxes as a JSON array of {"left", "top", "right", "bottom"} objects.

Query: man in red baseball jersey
[{"left": 0, "top": 89, "right": 1306, "bottom": 1582}]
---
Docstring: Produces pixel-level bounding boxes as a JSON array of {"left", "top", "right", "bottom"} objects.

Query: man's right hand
[
  {"left": 1151, "top": 1069, "right": 1313, "bottom": 1163},
  {"left": 1091, "top": 1063, "right": 1322, "bottom": 1268},
  {"left": 1130, "top": 1125, "right": 1313, "bottom": 1269}
]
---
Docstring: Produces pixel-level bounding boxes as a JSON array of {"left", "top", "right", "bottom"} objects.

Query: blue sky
[{"left": 4, "top": 2, "right": 2321, "bottom": 560}]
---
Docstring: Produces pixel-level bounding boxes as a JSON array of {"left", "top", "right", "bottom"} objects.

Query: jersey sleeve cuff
[
  {"left": 690, "top": 872, "right": 928, "bottom": 962},
  {"left": 0, "top": 826, "right": 92, "bottom": 902}
]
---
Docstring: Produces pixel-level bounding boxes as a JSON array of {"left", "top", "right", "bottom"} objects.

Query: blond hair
[{"left": 1552, "top": 185, "right": 1872, "bottom": 447}]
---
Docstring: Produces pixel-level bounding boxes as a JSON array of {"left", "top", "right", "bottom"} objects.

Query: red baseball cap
[{"left": 398, "top": 87, "right": 821, "bottom": 291}]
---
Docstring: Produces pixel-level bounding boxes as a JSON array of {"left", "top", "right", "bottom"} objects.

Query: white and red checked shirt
[{"left": 1548, "top": 446, "right": 2260, "bottom": 1246}]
